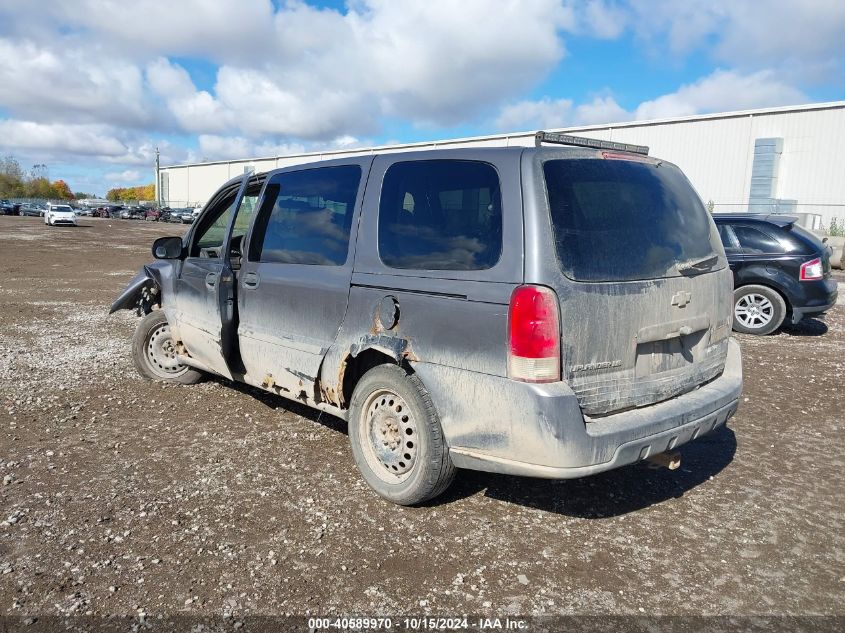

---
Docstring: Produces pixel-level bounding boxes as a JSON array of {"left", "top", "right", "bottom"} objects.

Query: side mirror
[{"left": 152, "top": 236, "right": 184, "bottom": 260}]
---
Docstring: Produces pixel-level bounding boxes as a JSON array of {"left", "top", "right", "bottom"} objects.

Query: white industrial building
[{"left": 157, "top": 100, "right": 845, "bottom": 229}]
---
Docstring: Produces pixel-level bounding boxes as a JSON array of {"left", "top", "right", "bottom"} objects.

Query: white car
[{"left": 44, "top": 204, "right": 78, "bottom": 226}]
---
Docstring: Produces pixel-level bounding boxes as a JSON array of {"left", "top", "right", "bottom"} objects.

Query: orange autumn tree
[
  {"left": 106, "top": 183, "right": 155, "bottom": 202},
  {"left": 52, "top": 179, "right": 74, "bottom": 199}
]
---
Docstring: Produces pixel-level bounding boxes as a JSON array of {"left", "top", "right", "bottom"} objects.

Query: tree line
[
  {"left": 0, "top": 155, "right": 92, "bottom": 199},
  {"left": 1, "top": 154, "right": 154, "bottom": 202}
]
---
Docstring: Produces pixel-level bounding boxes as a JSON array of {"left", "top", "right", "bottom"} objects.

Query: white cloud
[
  {"left": 0, "top": 120, "right": 128, "bottom": 156},
  {"left": 104, "top": 169, "right": 143, "bottom": 183},
  {"left": 195, "top": 135, "right": 306, "bottom": 162},
  {"left": 574, "top": 96, "right": 630, "bottom": 125},
  {"left": 0, "top": 0, "right": 276, "bottom": 64},
  {"left": 579, "top": 0, "right": 627, "bottom": 39},
  {"left": 495, "top": 98, "right": 574, "bottom": 132},
  {"left": 495, "top": 69, "right": 808, "bottom": 131},
  {"left": 627, "top": 0, "right": 845, "bottom": 80},
  {"left": 144, "top": 0, "right": 576, "bottom": 139},
  {"left": 0, "top": 39, "right": 153, "bottom": 128},
  {"left": 146, "top": 58, "right": 232, "bottom": 134},
  {"left": 633, "top": 69, "right": 807, "bottom": 120}
]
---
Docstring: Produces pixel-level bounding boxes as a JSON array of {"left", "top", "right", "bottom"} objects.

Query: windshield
[
  {"left": 543, "top": 158, "right": 723, "bottom": 282},
  {"left": 53, "top": 206, "right": 73, "bottom": 212}
]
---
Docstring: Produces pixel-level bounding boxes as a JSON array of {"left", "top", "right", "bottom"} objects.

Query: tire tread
[{"left": 349, "top": 364, "right": 456, "bottom": 505}]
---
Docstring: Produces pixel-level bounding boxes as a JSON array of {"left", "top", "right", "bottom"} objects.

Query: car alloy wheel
[{"left": 734, "top": 292, "right": 774, "bottom": 330}]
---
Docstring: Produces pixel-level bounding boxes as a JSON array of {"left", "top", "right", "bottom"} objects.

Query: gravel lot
[{"left": 1, "top": 216, "right": 844, "bottom": 628}]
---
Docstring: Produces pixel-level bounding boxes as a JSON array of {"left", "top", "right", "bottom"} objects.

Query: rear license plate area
[{"left": 635, "top": 338, "right": 693, "bottom": 376}]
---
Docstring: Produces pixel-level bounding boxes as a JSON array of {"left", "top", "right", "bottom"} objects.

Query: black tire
[
  {"left": 348, "top": 364, "right": 456, "bottom": 505},
  {"left": 732, "top": 284, "right": 787, "bottom": 335},
  {"left": 132, "top": 310, "right": 203, "bottom": 384}
]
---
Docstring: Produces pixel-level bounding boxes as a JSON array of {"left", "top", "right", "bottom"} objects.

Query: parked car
[
  {"left": 112, "top": 134, "right": 743, "bottom": 505},
  {"left": 713, "top": 213, "right": 838, "bottom": 334},
  {"left": 145, "top": 208, "right": 163, "bottom": 221},
  {"left": 124, "top": 206, "right": 146, "bottom": 219},
  {"left": 44, "top": 203, "right": 77, "bottom": 226},
  {"left": 19, "top": 204, "right": 42, "bottom": 217},
  {"left": 167, "top": 208, "right": 188, "bottom": 223},
  {"left": 0, "top": 199, "right": 21, "bottom": 215},
  {"left": 93, "top": 206, "right": 119, "bottom": 218},
  {"left": 180, "top": 210, "right": 195, "bottom": 224}
]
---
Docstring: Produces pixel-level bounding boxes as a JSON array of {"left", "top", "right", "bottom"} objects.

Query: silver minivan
[{"left": 112, "top": 133, "right": 742, "bottom": 505}]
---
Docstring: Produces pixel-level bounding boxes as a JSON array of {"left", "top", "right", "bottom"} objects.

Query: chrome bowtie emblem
[{"left": 671, "top": 291, "right": 692, "bottom": 308}]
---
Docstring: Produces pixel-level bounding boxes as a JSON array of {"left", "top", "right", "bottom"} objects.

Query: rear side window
[
  {"left": 249, "top": 165, "right": 361, "bottom": 266},
  {"left": 732, "top": 225, "right": 783, "bottom": 254},
  {"left": 716, "top": 224, "right": 741, "bottom": 251},
  {"left": 783, "top": 224, "right": 823, "bottom": 254},
  {"left": 378, "top": 160, "right": 502, "bottom": 270},
  {"left": 543, "top": 159, "right": 721, "bottom": 282}
]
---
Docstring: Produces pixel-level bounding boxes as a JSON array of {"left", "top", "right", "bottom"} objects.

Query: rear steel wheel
[
  {"left": 349, "top": 364, "right": 455, "bottom": 505},
  {"left": 360, "top": 389, "right": 419, "bottom": 484}
]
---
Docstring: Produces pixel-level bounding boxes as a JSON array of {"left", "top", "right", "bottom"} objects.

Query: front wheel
[
  {"left": 132, "top": 310, "right": 203, "bottom": 384},
  {"left": 349, "top": 364, "right": 456, "bottom": 505},
  {"left": 732, "top": 285, "right": 787, "bottom": 335}
]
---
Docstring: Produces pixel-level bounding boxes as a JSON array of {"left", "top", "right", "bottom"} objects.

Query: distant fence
[{"left": 159, "top": 201, "right": 201, "bottom": 209}]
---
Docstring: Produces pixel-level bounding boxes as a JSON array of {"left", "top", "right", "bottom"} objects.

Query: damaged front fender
[{"left": 109, "top": 262, "right": 171, "bottom": 314}]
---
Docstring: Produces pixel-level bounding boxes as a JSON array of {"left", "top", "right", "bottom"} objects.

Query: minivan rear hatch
[{"left": 542, "top": 154, "right": 732, "bottom": 416}]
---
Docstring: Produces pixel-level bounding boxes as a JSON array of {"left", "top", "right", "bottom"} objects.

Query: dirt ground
[{"left": 0, "top": 216, "right": 843, "bottom": 626}]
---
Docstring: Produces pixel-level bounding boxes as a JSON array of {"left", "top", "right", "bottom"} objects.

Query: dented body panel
[
  {"left": 109, "top": 261, "right": 176, "bottom": 314},
  {"left": 112, "top": 143, "right": 742, "bottom": 482}
]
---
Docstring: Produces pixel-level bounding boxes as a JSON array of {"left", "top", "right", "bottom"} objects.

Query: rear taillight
[
  {"left": 799, "top": 257, "right": 823, "bottom": 281},
  {"left": 508, "top": 285, "right": 560, "bottom": 383}
]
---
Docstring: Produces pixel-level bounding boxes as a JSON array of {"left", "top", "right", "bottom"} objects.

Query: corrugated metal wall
[{"left": 160, "top": 102, "right": 845, "bottom": 225}]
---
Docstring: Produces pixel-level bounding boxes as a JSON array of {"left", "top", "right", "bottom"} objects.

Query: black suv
[{"left": 713, "top": 214, "right": 838, "bottom": 335}]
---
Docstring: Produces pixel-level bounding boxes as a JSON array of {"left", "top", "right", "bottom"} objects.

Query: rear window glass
[
  {"left": 732, "top": 225, "right": 783, "bottom": 254},
  {"left": 543, "top": 158, "right": 721, "bottom": 282},
  {"left": 378, "top": 160, "right": 502, "bottom": 270},
  {"left": 787, "top": 224, "right": 824, "bottom": 254}
]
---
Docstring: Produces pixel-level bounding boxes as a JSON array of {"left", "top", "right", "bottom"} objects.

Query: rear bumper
[
  {"left": 790, "top": 280, "right": 838, "bottom": 324},
  {"left": 414, "top": 338, "right": 742, "bottom": 479}
]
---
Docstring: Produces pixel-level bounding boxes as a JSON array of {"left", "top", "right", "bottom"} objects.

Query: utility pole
[{"left": 154, "top": 147, "right": 161, "bottom": 207}]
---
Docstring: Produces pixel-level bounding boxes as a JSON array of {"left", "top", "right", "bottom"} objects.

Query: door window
[
  {"left": 249, "top": 165, "right": 361, "bottom": 266},
  {"left": 717, "top": 224, "right": 736, "bottom": 248},
  {"left": 191, "top": 192, "right": 238, "bottom": 258},
  {"left": 732, "top": 225, "right": 783, "bottom": 254},
  {"left": 190, "top": 182, "right": 261, "bottom": 259},
  {"left": 717, "top": 223, "right": 742, "bottom": 254},
  {"left": 378, "top": 160, "right": 502, "bottom": 270}
]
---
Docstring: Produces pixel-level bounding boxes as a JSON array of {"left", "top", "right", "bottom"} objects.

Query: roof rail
[{"left": 535, "top": 131, "right": 649, "bottom": 155}]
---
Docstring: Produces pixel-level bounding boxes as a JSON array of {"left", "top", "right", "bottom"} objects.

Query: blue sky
[{"left": 0, "top": 0, "right": 843, "bottom": 197}]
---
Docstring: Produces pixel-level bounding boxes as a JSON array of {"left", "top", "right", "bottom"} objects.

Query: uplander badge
[{"left": 571, "top": 360, "right": 622, "bottom": 372}]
